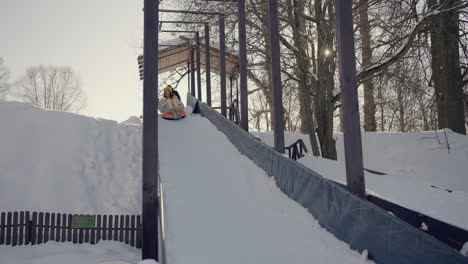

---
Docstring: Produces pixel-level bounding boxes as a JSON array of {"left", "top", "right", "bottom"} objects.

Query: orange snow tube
[{"left": 162, "top": 110, "right": 187, "bottom": 120}]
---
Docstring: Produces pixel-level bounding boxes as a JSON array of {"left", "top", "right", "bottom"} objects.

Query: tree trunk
[
  {"left": 289, "top": 0, "right": 321, "bottom": 156},
  {"left": 397, "top": 83, "right": 406, "bottom": 132},
  {"left": 314, "top": 0, "right": 337, "bottom": 160},
  {"left": 358, "top": 0, "right": 377, "bottom": 131},
  {"left": 429, "top": 0, "right": 466, "bottom": 134},
  {"left": 261, "top": 0, "right": 275, "bottom": 129}
]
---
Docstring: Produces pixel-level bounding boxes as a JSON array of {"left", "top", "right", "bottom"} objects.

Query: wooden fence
[{"left": 0, "top": 212, "right": 142, "bottom": 248}]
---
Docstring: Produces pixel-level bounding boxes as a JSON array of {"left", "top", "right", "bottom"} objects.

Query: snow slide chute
[{"left": 186, "top": 94, "right": 467, "bottom": 264}]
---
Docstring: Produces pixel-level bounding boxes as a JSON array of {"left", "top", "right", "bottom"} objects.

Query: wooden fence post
[
  {"left": 19, "top": 212, "right": 24, "bottom": 245},
  {"left": 131, "top": 215, "right": 136, "bottom": 247},
  {"left": 67, "top": 214, "right": 72, "bottom": 242},
  {"left": 56, "top": 213, "right": 61, "bottom": 242},
  {"left": 0, "top": 212, "right": 5, "bottom": 245},
  {"left": 108, "top": 215, "right": 113, "bottom": 241},
  {"left": 61, "top": 214, "right": 67, "bottom": 242},
  {"left": 125, "top": 215, "right": 130, "bottom": 245},
  {"left": 25, "top": 212, "right": 30, "bottom": 245},
  {"left": 31, "top": 212, "right": 37, "bottom": 245},
  {"left": 114, "top": 215, "right": 119, "bottom": 241},
  {"left": 44, "top": 213, "right": 50, "bottom": 243},
  {"left": 102, "top": 215, "right": 107, "bottom": 240},
  {"left": 12, "top": 212, "right": 18, "bottom": 246},
  {"left": 119, "top": 215, "right": 124, "bottom": 242},
  {"left": 96, "top": 215, "right": 101, "bottom": 244},
  {"left": 136, "top": 215, "right": 141, "bottom": 249}
]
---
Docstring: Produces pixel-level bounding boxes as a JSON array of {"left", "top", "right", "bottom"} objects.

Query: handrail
[{"left": 284, "top": 139, "right": 308, "bottom": 160}]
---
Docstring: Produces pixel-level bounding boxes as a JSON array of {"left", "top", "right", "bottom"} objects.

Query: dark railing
[
  {"left": 0, "top": 211, "right": 142, "bottom": 248},
  {"left": 228, "top": 99, "right": 240, "bottom": 125},
  {"left": 367, "top": 195, "right": 468, "bottom": 251},
  {"left": 284, "top": 139, "right": 308, "bottom": 160},
  {"left": 327, "top": 181, "right": 468, "bottom": 252}
]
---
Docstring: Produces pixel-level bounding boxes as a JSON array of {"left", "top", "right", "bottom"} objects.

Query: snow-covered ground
[
  {"left": 253, "top": 131, "right": 468, "bottom": 231},
  {"left": 0, "top": 241, "right": 141, "bottom": 264},
  {"left": 0, "top": 102, "right": 373, "bottom": 263},
  {"left": 254, "top": 131, "right": 468, "bottom": 192}
]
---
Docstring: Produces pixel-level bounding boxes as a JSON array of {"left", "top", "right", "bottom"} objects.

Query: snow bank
[
  {"left": 254, "top": 131, "right": 468, "bottom": 230},
  {"left": 0, "top": 241, "right": 141, "bottom": 264},
  {"left": 254, "top": 130, "right": 468, "bottom": 193},
  {"left": 0, "top": 102, "right": 143, "bottom": 263},
  {"left": 0, "top": 102, "right": 142, "bottom": 214}
]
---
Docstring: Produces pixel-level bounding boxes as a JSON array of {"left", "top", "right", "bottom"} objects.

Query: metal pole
[
  {"left": 187, "top": 62, "right": 190, "bottom": 96},
  {"left": 238, "top": 0, "right": 249, "bottom": 131},
  {"left": 268, "top": 0, "right": 285, "bottom": 153},
  {"left": 196, "top": 32, "right": 202, "bottom": 101},
  {"left": 190, "top": 47, "right": 196, "bottom": 96},
  {"left": 335, "top": 0, "right": 366, "bottom": 197},
  {"left": 205, "top": 24, "right": 212, "bottom": 106},
  {"left": 219, "top": 15, "right": 227, "bottom": 117},
  {"left": 236, "top": 74, "right": 239, "bottom": 104},
  {"left": 142, "top": 0, "right": 159, "bottom": 260},
  {"left": 230, "top": 76, "right": 233, "bottom": 105}
]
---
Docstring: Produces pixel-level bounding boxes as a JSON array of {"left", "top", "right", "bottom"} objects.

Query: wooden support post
[
  {"left": 205, "top": 24, "right": 212, "bottom": 106},
  {"left": 196, "top": 32, "right": 202, "bottom": 101},
  {"left": 191, "top": 48, "right": 196, "bottom": 97},
  {"left": 219, "top": 15, "right": 227, "bottom": 117},
  {"left": 335, "top": 0, "right": 366, "bottom": 198},
  {"left": 142, "top": 0, "right": 160, "bottom": 260},
  {"left": 238, "top": 0, "right": 249, "bottom": 131},
  {"left": 268, "top": 0, "right": 285, "bottom": 153}
]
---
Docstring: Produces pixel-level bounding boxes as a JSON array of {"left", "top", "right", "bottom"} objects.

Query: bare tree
[
  {"left": 16, "top": 65, "right": 87, "bottom": 113},
  {"left": 0, "top": 58, "right": 11, "bottom": 101},
  {"left": 358, "top": 0, "right": 377, "bottom": 131},
  {"left": 429, "top": 0, "right": 466, "bottom": 134}
]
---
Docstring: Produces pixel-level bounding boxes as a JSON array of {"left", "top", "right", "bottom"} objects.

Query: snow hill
[
  {"left": 0, "top": 102, "right": 143, "bottom": 263},
  {"left": 0, "top": 101, "right": 374, "bottom": 264},
  {"left": 0, "top": 102, "right": 142, "bottom": 215}
]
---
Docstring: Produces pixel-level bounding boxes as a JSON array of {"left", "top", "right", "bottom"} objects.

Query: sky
[{"left": 0, "top": 0, "right": 184, "bottom": 121}]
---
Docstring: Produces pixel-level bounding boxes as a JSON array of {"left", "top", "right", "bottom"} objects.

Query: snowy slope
[
  {"left": 159, "top": 110, "right": 373, "bottom": 264},
  {"left": 0, "top": 102, "right": 373, "bottom": 263},
  {"left": 253, "top": 131, "right": 468, "bottom": 231}
]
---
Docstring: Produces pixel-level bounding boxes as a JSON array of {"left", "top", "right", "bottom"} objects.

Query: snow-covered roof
[{"left": 138, "top": 35, "right": 239, "bottom": 79}]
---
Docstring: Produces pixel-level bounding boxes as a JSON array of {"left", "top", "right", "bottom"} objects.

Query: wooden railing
[{"left": 0, "top": 211, "right": 142, "bottom": 248}]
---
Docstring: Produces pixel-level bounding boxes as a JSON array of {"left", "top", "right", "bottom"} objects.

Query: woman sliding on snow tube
[{"left": 159, "top": 86, "right": 186, "bottom": 120}]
